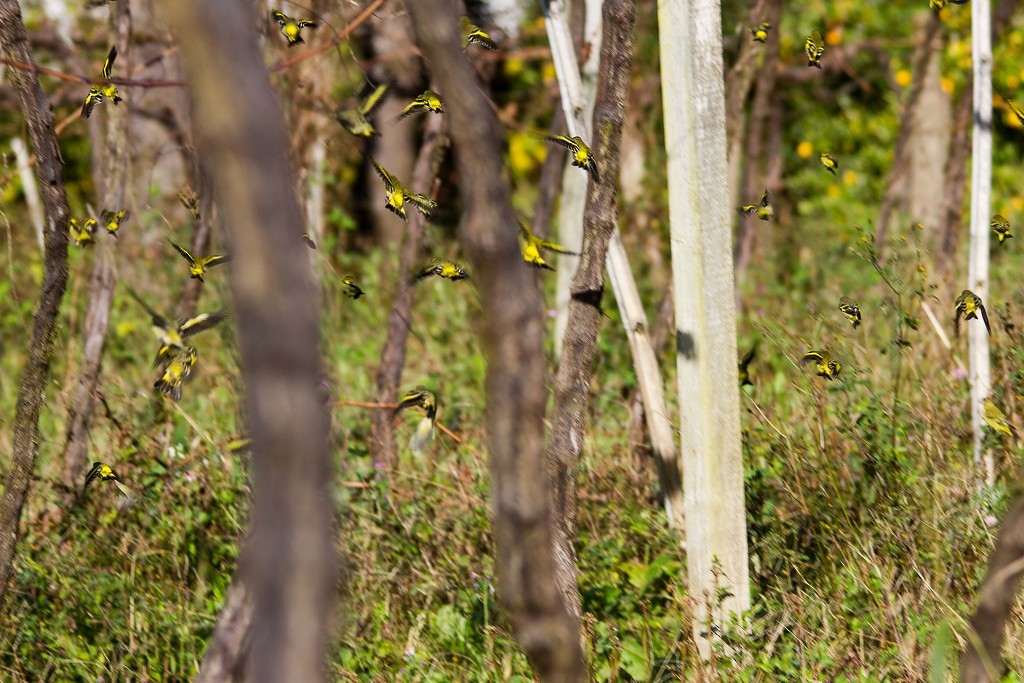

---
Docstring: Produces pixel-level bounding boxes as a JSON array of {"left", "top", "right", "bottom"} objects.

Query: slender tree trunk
[
  {"left": 161, "top": 2, "right": 337, "bottom": 681},
  {"left": 195, "top": 579, "right": 254, "bottom": 683},
  {"left": 962, "top": 494, "right": 1024, "bottom": 682},
  {"left": 968, "top": 0, "right": 993, "bottom": 484},
  {"left": 907, "top": 31, "right": 951, "bottom": 236},
  {"left": 369, "top": 114, "right": 448, "bottom": 465},
  {"left": 406, "top": 0, "right": 586, "bottom": 678},
  {"left": 936, "top": 85, "right": 972, "bottom": 281},
  {"left": 660, "top": 0, "right": 751, "bottom": 654},
  {"left": 0, "top": 0, "right": 72, "bottom": 609},
  {"left": 61, "top": 0, "right": 132, "bottom": 501}
]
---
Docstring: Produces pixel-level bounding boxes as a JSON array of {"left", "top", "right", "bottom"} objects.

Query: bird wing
[
  {"left": 271, "top": 11, "right": 288, "bottom": 26},
  {"left": 406, "top": 193, "right": 436, "bottom": 215},
  {"left": 81, "top": 90, "right": 101, "bottom": 119},
  {"left": 170, "top": 241, "right": 197, "bottom": 266},
  {"left": 371, "top": 159, "right": 397, "bottom": 191},
  {"left": 179, "top": 311, "right": 228, "bottom": 338},
  {"left": 801, "top": 351, "right": 824, "bottom": 364},
  {"left": 545, "top": 134, "right": 578, "bottom": 152},
  {"left": 202, "top": 254, "right": 232, "bottom": 269},
  {"left": 297, "top": 19, "right": 317, "bottom": 29},
  {"left": 980, "top": 303, "right": 992, "bottom": 335},
  {"left": 102, "top": 45, "right": 117, "bottom": 79},
  {"left": 126, "top": 287, "right": 168, "bottom": 327},
  {"left": 538, "top": 237, "right": 578, "bottom": 256},
  {"left": 360, "top": 84, "right": 388, "bottom": 116},
  {"left": 586, "top": 157, "right": 601, "bottom": 183}
]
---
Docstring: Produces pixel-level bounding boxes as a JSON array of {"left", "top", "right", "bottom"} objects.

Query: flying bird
[{"left": 81, "top": 45, "right": 122, "bottom": 119}]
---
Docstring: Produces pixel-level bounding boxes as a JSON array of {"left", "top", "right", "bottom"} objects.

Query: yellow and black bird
[
  {"left": 336, "top": 84, "right": 388, "bottom": 138},
  {"left": 81, "top": 45, "right": 122, "bottom": 119},
  {"left": 154, "top": 346, "right": 198, "bottom": 402},
  {"left": 414, "top": 258, "right": 468, "bottom": 283},
  {"left": 820, "top": 152, "right": 838, "bottom": 175},
  {"left": 740, "top": 189, "right": 774, "bottom": 221},
  {"left": 100, "top": 209, "right": 129, "bottom": 237},
  {"left": 397, "top": 90, "right": 445, "bottom": 120},
  {"left": 1001, "top": 92, "right": 1024, "bottom": 125},
  {"left": 991, "top": 215, "right": 1013, "bottom": 244},
  {"left": 805, "top": 31, "right": 824, "bottom": 69},
  {"left": 518, "top": 222, "right": 578, "bottom": 271},
  {"left": 738, "top": 345, "right": 757, "bottom": 387},
  {"left": 341, "top": 276, "right": 365, "bottom": 299},
  {"left": 394, "top": 386, "right": 437, "bottom": 455},
  {"left": 371, "top": 159, "right": 437, "bottom": 221},
  {"left": 178, "top": 188, "right": 200, "bottom": 220},
  {"left": 84, "top": 461, "right": 130, "bottom": 497},
  {"left": 801, "top": 350, "right": 841, "bottom": 381},
  {"left": 126, "top": 288, "right": 227, "bottom": 365},
  {"left": 302, "top": 232, "right": 317, "bottom": 249},
  {"left": 170, "top": 241, "right": 230, "bottom": 283},
  {"left": 271, "top": 10, "right": 317, "bottom": 47},
  {"left": 838, "top": 296, "right": 861, "bottom": 329},
  {"left": 954, "top": 289, "right": 991, "bottom": 337},
  {"left": 545, "top": 134, "right": 600, "bottom": 183},
  {"left": 460, "top": 16, "right": 498, "bottom": 50},
  {"left": 983, "top": 398, "right": 1015, "bottom": 438},
  {"left": 749, "top": 22, "right": 770, "bottom": 43},
  {"left": 69, "top": 218, "right": 98, "bottom": 247}
]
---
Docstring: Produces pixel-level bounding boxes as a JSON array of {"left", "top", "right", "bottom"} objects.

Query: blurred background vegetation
[{"left": 0, "top": 0, "right": 1022, "bottom": 680}]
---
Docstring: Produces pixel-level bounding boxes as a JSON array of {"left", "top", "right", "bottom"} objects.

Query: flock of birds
[
  {"left": 72, "top": 9, "right": 605, "bottom": 494},
  {"left": 740, "top": 4, "right": 1016, "bottom": 440}
]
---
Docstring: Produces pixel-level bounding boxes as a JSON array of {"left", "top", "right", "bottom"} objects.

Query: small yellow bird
[
  {"left": 84, "top": 461, "right": 130, "bottom": 497},
  {"left": 983, "top": 398, "right": 1015, "bottom": 438},
  {"left": 100, "top": 209, "right": 130, "bottom": 237},
  {"left": 126, "top": 288, "right": 227, "bottom": 366},
  {"left": 801, "top": 350, "right": 841, "bottom": 381},
  {"left": 302, "top": 232, "right": 317, "bottom": 249},
  {"left": 954, "top": 289, "right": 991, "bottom": 337},
  {"left": 178, "top": 188, "right": 200, "bottom": 220},
  {"left": 397, "top": 90, "right": 445, "bottom": 121},
  {"left": 749, "top": 22, "right": 770, "bottom": 43},
  {"left": 336, "top": 84, "right": 388, "bottom": 138},
  {"left": 154, "top": 346, "right": 198, "bottom": 402},
  {"left": 341, "top": 276, "right": 365, "bottom": 300},
  {"left": 371, "top": 159, "right": 437, "bottom": 221},
  {"left": 740, "top": 189, "right": 774, "bottom": 221},
  {"left": 69, "top": 218, "right": 98, "bottom": 247},
  {"left": 838, "top": 296, "right": 861, "bottom": 329},
  {"left": 738, "top": 345, "right": 757, "bottom": 387},
  {"left": 414, "top": 258, "right": 468, "bottom": 283},
  {"left": 805, "top": 31, "right": 824, "bottom": 69},
  {"left": 394, "top": 386, "right": 437, "bottom": 455},
  {"left": 460, "top": 16, "right": 498, "bottom": 50},
  {"left": 80, "top": 45, "right": 122, "bottom": 119},
  {"left": 820, "top": 152, "right": 838, "bottom": 175},
  {"left": 170, "top": 241, "right": 231, "bottom": 283},
  {"left": 545, "top": 134, "right": 600, "bottom": 182},
  {"left": 518, "top": 222, "right": 578, "bottom": 271},
  {"left": 991, "top": 215, "right": 1013, "bottom": 244},
  {"left": 271, "top": 10, "right": 317, "bottom": 47}
]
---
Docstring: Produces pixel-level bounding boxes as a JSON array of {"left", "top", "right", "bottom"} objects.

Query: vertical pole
[
  {"left": 969, "top": 0, "right": 993, "bottom": 485},
  {"left": 658, "top": 0, "right": 750, "bottom": 654}
]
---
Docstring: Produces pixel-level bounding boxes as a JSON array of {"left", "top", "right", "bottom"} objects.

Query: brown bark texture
[
  {"left": 195, "top": 578, "right": 254, "bottom": 683},
  {"left": 61, "top": 1, "right": 133, "bottom": 500},
  {"left": 962, "top": 495, "right": 1024, "bottom": 682},
  {"left": 405, "top": 0, "right": 586, "bottom": 679},
  {"left": 161, "top": 2, "right": 337, "bottom": 682},
  {"left": 0, "top": 0, "right": 72, "bottom": 609},
  {"left": 370, "top": 113, "right": 449, "bottom": 464},
  {"left": 545, "top": 0, "right": 637, "bottom": 623}
]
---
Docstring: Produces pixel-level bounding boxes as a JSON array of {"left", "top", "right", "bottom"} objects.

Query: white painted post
[
  {"left": 658, "top": 0, "right": 750, "bottom": 654},
  {"left": 969, "top": 0, "right": 993, "bottom": 485}
]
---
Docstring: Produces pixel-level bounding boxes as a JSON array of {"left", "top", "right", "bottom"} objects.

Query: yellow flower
[
  {"left": 541, "top": 63, "right": 556, "bottom": 84},
  {"left": 827, "top": 185, "right": 842, "bottom": 198},
  {"left": 1012, "top": 197, "right": 1024, "bottom": 212},
  {"left": 941, "top": 77, "right": 954, "bottom": 94},
  {"left": 504, "top": 57, "right": 524, "bottom": 78},
  {"left": 796, "top": 141, "right": 813, "bottom": 159},
  {"left": 842, "top": 170, "right": 857, "bottom": 186},
  {"left": 825, "top": 27, "right": 842, "bottom": 45},
  {"left": 896, "top": 69, "right": 912, "bottom": 87}
]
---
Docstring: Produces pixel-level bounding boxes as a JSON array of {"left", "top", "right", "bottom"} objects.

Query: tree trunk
[
  {"left": 0, "top": 0, "right": 72, "bottom": 610},
  {"left": 61, "top": 0, "right": 132, "bottom": 502},
  {"left": 369, "top": 114, "right": 449, "bottom": 465},
  {"left": 659, "top": 0, "right": 751, "bottom": 655},
  {"left": 161, "top": 2, "right": 337, "bottom": 681},
  {"left": 968, "top": 0, "right": 993, "bottom": 484},
  {"left": 406, "top": 0, "right": 586, "bottom": 678},
  {"left": 907, "top": 36, "right": 951, "bottom": 237},
  {"left": 962, "top": 494, "right": 1024, "bottom": 682}
]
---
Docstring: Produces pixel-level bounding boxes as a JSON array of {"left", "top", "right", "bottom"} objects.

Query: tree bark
[
  {"left": 962, "top": 495, "right": 1024, "bottom": 682},
  {"left": 369, "top": 114, "right": 448, "bottom": 465},
  {"left": 161, "top": 2, "right": 337, "bottom": 682},
  {"left": 61, "top": 0, "right": 132, "bottom": 502},
  {"left": 0, "top": 0, "right": 72, "bottom": 609},
  {"left": 195, "top": 579, "right": 254, "bottom": 683},
  {"left": 406, "top": 0, "right": 586, "bottom": 678}
]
